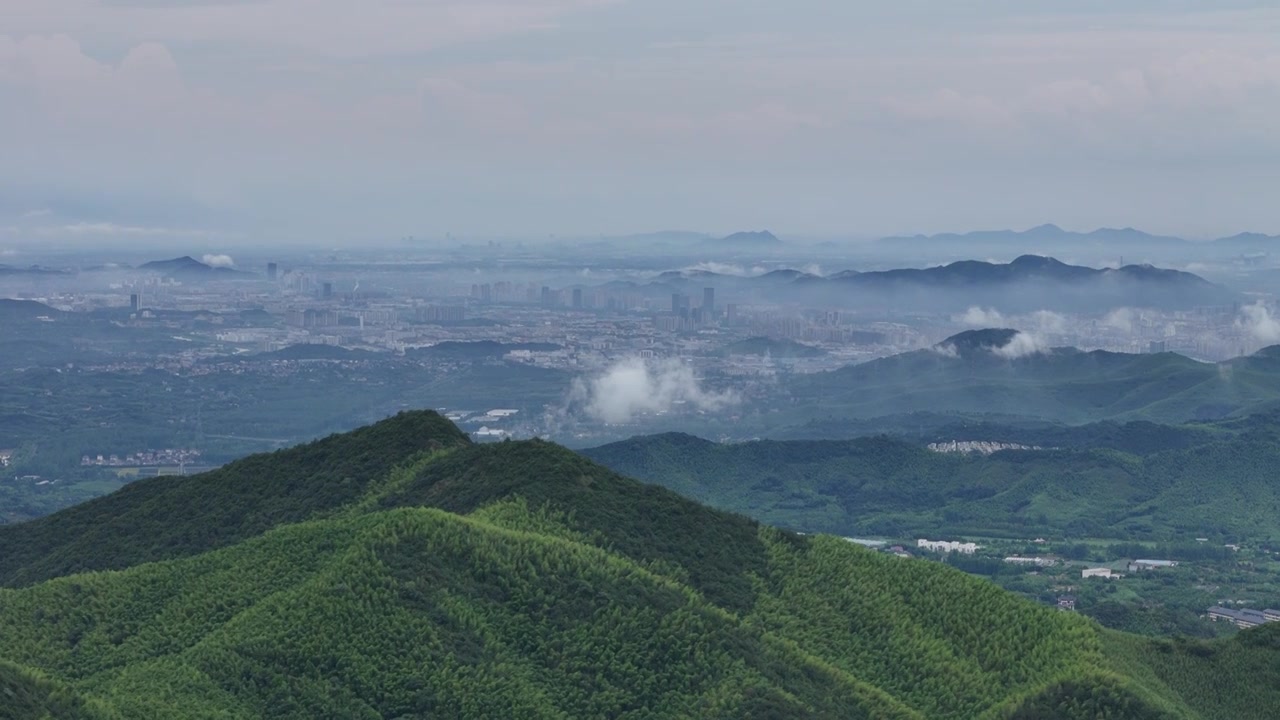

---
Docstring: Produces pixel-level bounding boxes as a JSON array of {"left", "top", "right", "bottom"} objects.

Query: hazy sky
[{"left": 3, "top": 1, "right": 1280, "bottom": 245}]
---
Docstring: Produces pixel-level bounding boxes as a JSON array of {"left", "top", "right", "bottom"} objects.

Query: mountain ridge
[
  {"left": 139, "top": 256, "right": 254, "bottom": 279},
  {"left": 0, "top": 411, "right": 1276, "bottom": 718}
]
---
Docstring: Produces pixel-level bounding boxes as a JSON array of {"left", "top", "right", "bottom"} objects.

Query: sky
[{"left": 2, "top": 0, "right": 1280, "bottom": 246}]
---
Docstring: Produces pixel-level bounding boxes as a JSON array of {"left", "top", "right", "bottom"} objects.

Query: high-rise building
[
  {"left": 702, "top": 287, "right": 715, "bottom": 317},
  {"left": 572, "top": 288, "right": 583, "bottom": 308},
  {"left": 130, "top": 293, "right": 139, "bottom": 312},
  {"left": 726, "top": 304, "right": 738, "bottom": 325},
  {"left": 267, "top": 262, "right": 278, "bottom": 281},
  {"left": 322, "top": 282, "right": 333, "bottom": 300},
  {"left": 541, "top": 286, "right": 553, "bottom": 307}
]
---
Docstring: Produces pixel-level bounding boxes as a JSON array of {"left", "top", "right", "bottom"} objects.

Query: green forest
[
  {"left": 1, "top": 411, "right": 1277, "bottom": 719},
  {"left": 583, "top": 426, "right": 1280, "bottom": 542}
]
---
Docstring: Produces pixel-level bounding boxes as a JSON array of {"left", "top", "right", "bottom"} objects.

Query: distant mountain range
[
  {"left": 650, "top": 254, "right": 1235, "bottom": 313},
  {"left": 779, "top": 328, "right": 1280, "bottom": 426},
  {"left": 608, "top": 224, "right": 1280, "bottom": 256},
  {"left": 139, "top": 256, "right": 254, "bottom": 279},
  {"left": 881, "top": 224, "right": 1188, "bottom": 252},
  {"left": 882, "top": 224, "right": 1280, "bottom": 252},
  {"left": 0, "top": 264, "right": 70, "bottom": 277}
]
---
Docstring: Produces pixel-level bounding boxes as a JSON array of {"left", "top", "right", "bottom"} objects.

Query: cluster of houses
[
  {"left": 916, "top": 539, "right": 979, "bottom": 554},
  {"left": 1207, "top": 606, "right": 1280, "bottom": 629}
]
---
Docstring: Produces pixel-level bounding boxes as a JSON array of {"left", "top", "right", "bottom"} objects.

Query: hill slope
[
  {"left": 0, "top": 410, "right": 471, "bottom": 587},
  {"left": 0, "top": 411, "right": 1273, "bottom": 718},
  {"left": 781, "top": 334, "right": 1280, "bottom": 425},
  {"left": 582, "top": 430, "right": 1280, "bottom": 542}
]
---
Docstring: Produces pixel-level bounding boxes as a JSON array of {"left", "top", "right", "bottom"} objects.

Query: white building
[
  {"left": 1082, "top": 568, "right": 1117, "bottom": 579},
  {"left": 917, "top": 539, "right": 979, "bottom": 554}
]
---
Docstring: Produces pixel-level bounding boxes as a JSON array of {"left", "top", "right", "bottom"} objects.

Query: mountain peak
[
  {"left": 716, "top": 230, "right": 782, "bottom": 245},
  {"left": 1009, "top": 254, "right": 1067, "bottom": 269},
  {"left": 1026, "top": 223, "right": 1065, "bottom": 234},
  {"left": 937, "top": 328, "right": 1022, "bottom": 355}
]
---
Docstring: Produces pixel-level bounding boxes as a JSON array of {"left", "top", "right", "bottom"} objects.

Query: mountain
[
  {"left": 0, "top": 264, "right": 71, "bottom": 277},
  {"left": 880, "top": 225, "right": 1188, "bottom": 254},
  {"left": 139, "top": 256, "right": 254, "bottom": 280},
  {"left": 637, "top": 255, "right": 1232, "bottom": 313},
  {"left": 712, "top": 229, "right": 783, "bottom": 246},
  {"left": 1215, "top": 232, "right": 1280, "bottom": 251},
  {"left": 779, "top": 331, "right": 1280, "bottom": 426},
  {"left": 820, "top": 256, "right": 1232, "bottom": 312},
  {"left": 0, "top": 410, "right": 1275, "bottom": 718},
  {"left": 0, "top": 298, "right": 65, "bottom": 320},
  {"left": 582, "top": 424, "right": 1280, "bottom": 542}
]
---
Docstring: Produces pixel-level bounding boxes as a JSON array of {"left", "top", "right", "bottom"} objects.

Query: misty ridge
[{"left": 580, "top": 254, "right": 1236, "bottom": 315}]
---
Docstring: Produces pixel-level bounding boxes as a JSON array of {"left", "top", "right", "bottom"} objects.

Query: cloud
[
  {"left": 568, "top": 357, "right": 738, "bottom": 424},
  {"left": 1102, "top": 307, "right": 1139, "bottom": 333},
  {"left": 201, "top": 253, "right": 235, "bottom": 268},
  {"left": 1030, "top": 310, "right": 1067, "bottom": 334},
  {"left": 680, "top": 262, "right": 768, "bottom": 277},
  {"left": 1236, "top": 302, "right": 1280, "bottom": 343},
  {"left": 958, "top": 306, "right": 1006, "bottom": 327},
  {"left": 992, "top": 332, "right": 1048, "bottom": 359},
  {"left": 930, "top": 343, "right": 960, "bottom": 359}
]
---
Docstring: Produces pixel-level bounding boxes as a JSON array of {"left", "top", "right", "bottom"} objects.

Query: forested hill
[
  {"left": 582, "top": 430, "right": 1280, "bottom": 541},
  {"left": 0, "top": 410, "right": 472, "bottom": 587},
  {"left": 0, "top": 411, "right": 1276, "bottom": 718}
]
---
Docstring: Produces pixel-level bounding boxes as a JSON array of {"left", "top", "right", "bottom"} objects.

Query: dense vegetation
[
  {"left": 0, "top": 660, "right": 112, "bottom": 720},
  {"left": 0, "top": 411, "right": 470, "bottom": 587},
  {"left": 0, "top": 411, "right": 1275, "bottom": 718},
  {"left": 583, "top": 430, "right": 1280, "bottom": 542}
]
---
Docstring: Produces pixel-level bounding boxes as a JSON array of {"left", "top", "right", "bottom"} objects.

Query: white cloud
[
  {"left": 1102, "top": 307, "right": 1139, "bottom": 333},
  {"left": 1030, "top": 310, "right": 1067, "bottom": 334},
  {"left": 201, "top": 253, "right": 235, "bottom": 267},
  {"left": 958, "top": 306, "right": 1006, "bottom": 327},
  {"left": 992, "top": 332, "right": 1048, "bottom": 359},
  {"left": 568, "top": 357, "right": 738, "bottom": 424},
  {"left": 930, "top": 343, "right": 960, "bottom": 359},
  {"left": 1236, "top": 302, "right": 1280, "bottom": 344},
  {"left": 680, "top": 262, "right": 768, "bottom": 277}
]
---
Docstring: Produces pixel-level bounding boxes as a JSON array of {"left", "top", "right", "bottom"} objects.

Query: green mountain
[
  {"left": 783, "top": 334, "right": 1280, "bottom": 426},
  {"left": 582, "top": 428, "right": 1280, "bottom": 542},
  {"left": 0, "top": 411, "right": 1275, "bottom": 718}
]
